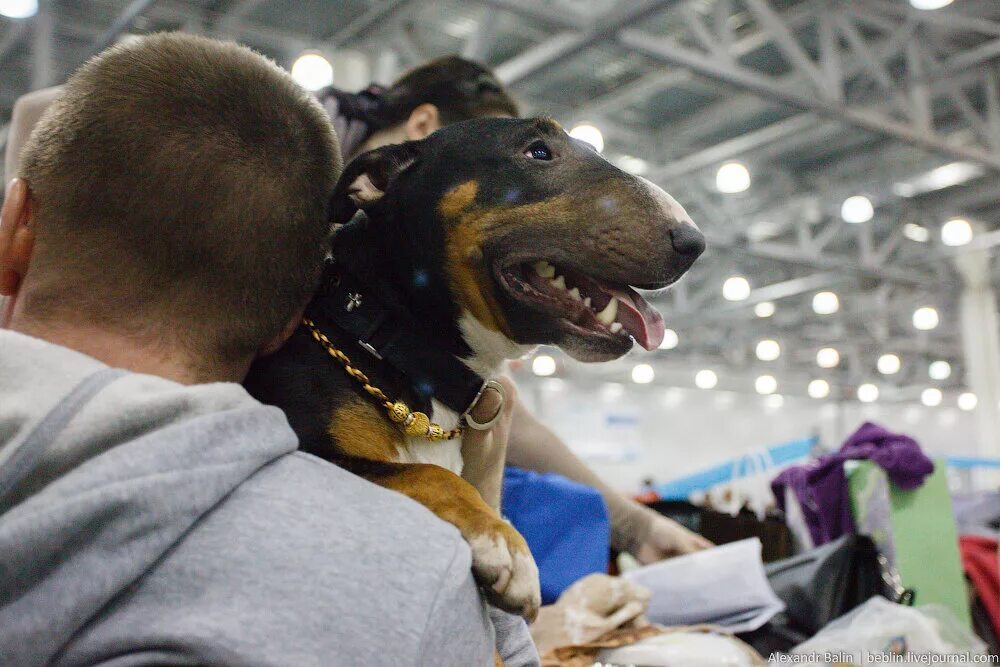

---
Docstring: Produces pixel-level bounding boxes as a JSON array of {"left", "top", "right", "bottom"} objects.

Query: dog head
[{"left": 329, "top": 117, "right": 704, "bottom": 367}]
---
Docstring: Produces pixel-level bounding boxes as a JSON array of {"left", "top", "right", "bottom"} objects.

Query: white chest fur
[
  {"left": 396, "top": 399, "right": 465, "bottom": 475},
  {"left": 393, "top": 312, "right": 534, "bottom": 477}
]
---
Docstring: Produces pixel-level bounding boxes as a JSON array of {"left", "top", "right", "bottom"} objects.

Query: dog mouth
[{"left": 496, "top": 260, "right": 667, "bottom": 351}]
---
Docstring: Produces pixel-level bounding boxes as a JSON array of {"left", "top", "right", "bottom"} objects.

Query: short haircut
[
  {"left": 19, "top": 32, "right": 341, "bottom": 363},
  {"left": 376, "top": 56, "right": 519, "bottom": 128}
]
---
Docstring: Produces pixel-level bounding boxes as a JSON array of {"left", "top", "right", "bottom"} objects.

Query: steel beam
[
  {"left": 649, "top": 114, "right": 820, "bottom": 181},
  {"left": 497, "top": 0, "right": 679, "bottom": 86},
  {"left": 476, "top": 0, "right": 588, "bottom": 31},
  {"left": 619, "top": 29, "right": 1000, "bottom": 172},
  {"left": 31, "top": 2, "right": 53, "bottom": 90},
  {"left": 323, "top": 0, "right": 415, "bottom": 49},
  {"left": 0, "top": 21, "right": 28, "bottom": 64},
  {"left": 87, "top": 0, "right": 158, "bottom": 58}
]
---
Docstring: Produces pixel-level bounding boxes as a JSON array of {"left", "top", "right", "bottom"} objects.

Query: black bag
[
  {"left": 766, "top": 534, "right": 906, "bottom": 635},
  {"left": 740, "top": 535, "right": 914, "bottom": 655}
]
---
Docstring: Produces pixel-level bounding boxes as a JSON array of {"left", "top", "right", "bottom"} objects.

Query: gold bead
[
  {"left": 404, "top": 411, "right": 430, "bottom": 437},
  {"left": 427, "top": 424, "right": 445, "bottom": 441},
  {"left": 388, "top": 401, "right": 410, "bottom": 423}
]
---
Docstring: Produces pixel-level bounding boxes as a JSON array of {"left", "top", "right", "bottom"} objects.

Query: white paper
[{"left": 623, "top": 537, "right": 785, "bottom": 633}]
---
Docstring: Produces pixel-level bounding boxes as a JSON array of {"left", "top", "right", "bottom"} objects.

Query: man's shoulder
[
  {"left": 249, "top": 450, "right": 464, "bottom": 537},
  {"left": 67, "top": 450, "right": 492, "bottom": 665},
  {"left": 213, "top": 450, "right": 470, "bottom": 565}
]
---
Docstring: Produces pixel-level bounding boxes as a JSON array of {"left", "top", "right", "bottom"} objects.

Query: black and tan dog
[{"left": 245, "top": 117, "right": 704, "bottom": 621}]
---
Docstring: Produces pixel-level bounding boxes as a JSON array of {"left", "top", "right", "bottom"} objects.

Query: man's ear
[
  {"left": 257, "top": 305, "right": 306, "bottom": 358},
  {"left": 329, "top": 140, "right": 422, "bottom": 226},
  {"left": 404, "top": 103, "right": 441, "bottom": 141},
  {"left": 0, "top": 178, "right": 35, "bottom": 297}
]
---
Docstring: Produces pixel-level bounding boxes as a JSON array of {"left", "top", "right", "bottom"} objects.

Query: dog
[{"left": 244, "top": 117, "right": 704, "bottom": 622}]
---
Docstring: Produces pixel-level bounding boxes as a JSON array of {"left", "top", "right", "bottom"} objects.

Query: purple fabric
[{"left": 771, "top": 422, "right": 935, "bottom": 547}]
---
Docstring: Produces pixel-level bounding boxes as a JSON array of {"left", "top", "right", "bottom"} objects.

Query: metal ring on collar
[{"left": 463, "top": 379, "right": 506, "bottom": 431}]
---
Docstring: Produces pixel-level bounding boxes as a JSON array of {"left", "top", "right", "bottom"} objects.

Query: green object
[{"left": 847, "top": 459, "right": 970, "bottom": 628}]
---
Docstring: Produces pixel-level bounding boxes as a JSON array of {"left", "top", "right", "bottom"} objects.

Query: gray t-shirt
[{"left": 0, "top": 329, "right": 539, "bottom": 666}]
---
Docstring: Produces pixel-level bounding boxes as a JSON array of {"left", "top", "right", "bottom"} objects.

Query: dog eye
[{"left": 524, "top": 141, "right": 552, "bottom": 161}]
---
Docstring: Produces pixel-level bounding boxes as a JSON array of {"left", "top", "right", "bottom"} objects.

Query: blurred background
[{"left": 2, "top": 0, "right": 999, "bottom": 494}]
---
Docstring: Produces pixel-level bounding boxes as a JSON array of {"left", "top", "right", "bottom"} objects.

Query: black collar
[{"left": 310, "top": 268, "right": 488, "bottom": 417}]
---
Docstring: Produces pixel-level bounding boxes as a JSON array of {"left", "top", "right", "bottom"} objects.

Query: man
[{"left": 0, "top": 33, "right": 536, "bottom": 666}]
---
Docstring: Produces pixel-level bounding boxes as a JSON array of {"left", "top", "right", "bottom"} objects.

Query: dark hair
[
  {"left": 19, "top": 32, "right": 340, "bottom": 363},
  {"left": 373, "top": 56, "right": 519, "bottom": 129}
]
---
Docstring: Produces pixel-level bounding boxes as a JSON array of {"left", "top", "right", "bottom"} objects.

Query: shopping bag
[
  {"left": 792, "top": 597, "right": 987, "bottom": 665},
  {"left": 848, "top": 458, "right": 970, "bottom": 627}
]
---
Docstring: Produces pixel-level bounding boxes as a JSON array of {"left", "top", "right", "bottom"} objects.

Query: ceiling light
[
  {"left": 755, "top": 374, "right": 777, "bottom": 395},
  {"left": 755, "top": 301, "right": 775, "bottom": 318},
  {"left": 808, "top": 379, "right": 830, "bottom": 399},
  {"left": 913, "top": 306, "right": 939, "bottom": 331},
  {"left": 755, "top": 339, "right": 781, "bottom": 361},
  {"left": 841, "top": 195, "right": 874, "bottom": 223},
  {"left": 765, "top": 394, "right": 784, "bottom": 409},
  {"left": 569, "top": 124, "right": 604, "bottom": 152},
  {"left": 903, "top": 224, "right": 930, "bottom": 243},
  {"left": 877, "top": 353, "right": 901, "bottom": 376},
  {"left": 291, "top": 52, "right": 334, "bottom": 91},
  {"left": 893, "top": 161, "right": 982, "bottom": 197},
  {"left": 0, "top": 0, "right": 37, "bottom": 19},
  {"left": 716, "top": 162, "right": 751, "bottom": 194},
  {"left": 921, "top": 387, "right": 943, "bottom": 407},
  {"left": 722, "top": 276, "right": 751, "bottom": 301},
  {"left": 531, "top": 354, "right": 556, "bottom": 377},
  {"left": 615, "top": 155, "right": 648, "bottom": 175},
  {"left": 695, "top": 369, "right": 718, "bottom": 389},
  {"left": 812, "top": 291, "right": 839, "bottom": 315},
  {"left": 929, "top": 360, "right": 952, "bottom": 380},
  {"left": 817, "top": 347, "right": 840, "bottom": 368},
  {"left": 958, "top": 392, "right": 977, "bottom": 411},
  {"left": 659, "top": 329, "right": 679, "bottom": 350},
  {"left": 909, "top": 0, "right": 953, "bottom": 9},
  {"left": 631, "top": 363, "right": 655, "bottom": 384},
  {"left": 941, "top": 218, "right": 973, "bottom": 247},
  {"left": 857, "top": 383, "right": 879, "bottom": 403}
]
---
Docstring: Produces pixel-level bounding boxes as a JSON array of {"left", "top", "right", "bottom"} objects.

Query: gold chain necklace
[{"left": 302, "top": 318, "right": 462, "bottom": 441}]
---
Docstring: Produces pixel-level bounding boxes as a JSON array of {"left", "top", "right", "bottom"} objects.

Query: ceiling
[{"left": 2, "top": 0, "right": 1000, "bottom": 405}]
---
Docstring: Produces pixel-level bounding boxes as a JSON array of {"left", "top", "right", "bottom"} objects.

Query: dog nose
[{"left": 670, "top": 223, "right": 706, "bottom": 257}]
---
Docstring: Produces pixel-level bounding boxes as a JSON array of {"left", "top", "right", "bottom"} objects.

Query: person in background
[
  {"left": 637, "top": 477, "right": 660, "bottom": 505},
  {"left": 0, "top": 33, "right": 536, "bottom": 666},
  {"left": 318, "top": 56, "right": 713, "bottom": 562}
]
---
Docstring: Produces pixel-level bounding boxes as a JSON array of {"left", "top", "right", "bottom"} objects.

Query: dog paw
[{"left": 468, "top": 523, "right": 540, "bottom": 621}]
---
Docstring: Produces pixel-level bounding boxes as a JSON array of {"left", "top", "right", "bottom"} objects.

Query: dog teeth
[
  {"left": 534, "top": 261, "right": 556, "bottom": 278},
  {"left": 583, "top": 297, "right": 592, "bottom": 308},
  {"left": 596, "top": 298, "right": 618, "bottom": 325},
  {"left": 568, "top": 287, "right": 581, "bottom": 301},
  {"left": 609, "top": 322, "right": 623, "bottom": 334},
  {"left": 550, "top": 275, "right": 567, "bottom": 290}
]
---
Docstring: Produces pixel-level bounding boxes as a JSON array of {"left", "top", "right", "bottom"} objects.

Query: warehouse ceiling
[{"left": 2, "top": 0, "right": 1000, "bottom": 404}]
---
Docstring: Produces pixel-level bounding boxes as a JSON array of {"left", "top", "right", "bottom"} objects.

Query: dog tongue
[{"left": 607, "top": 286, "right": 665, "bottom": 351}]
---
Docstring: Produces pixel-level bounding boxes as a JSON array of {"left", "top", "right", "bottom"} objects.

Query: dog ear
[{"left": 330, "top": 141, "right": 422, "bottom": 225}]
